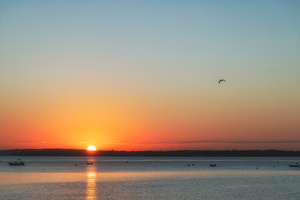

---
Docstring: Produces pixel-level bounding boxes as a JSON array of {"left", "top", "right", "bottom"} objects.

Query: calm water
[{"left": 0, "top": 156, "right": 299, "bottom": 199}]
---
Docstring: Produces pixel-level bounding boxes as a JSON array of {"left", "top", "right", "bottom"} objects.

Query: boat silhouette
[
  {"left": 8, "top": 159, "right": 25, "bottom": 166},
  {"left": 289, "top": 164, "right": 299, "bottom": 167}
]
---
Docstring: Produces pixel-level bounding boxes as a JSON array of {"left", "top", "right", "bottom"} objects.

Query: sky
[{"left": 0, "top": 0, "right": 299, "bottom": 151}]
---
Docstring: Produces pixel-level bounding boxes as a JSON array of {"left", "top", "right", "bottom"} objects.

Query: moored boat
[
  {"left": 210, "top": 164, "right": 216, "bottom": 167},
  {"left": 86, "top": 162, "right": 93, "bottom": 165},
  {"left": 289, "top": 164, "right": 299, "bottom": 167},
  {"left": 8, "top": 159, "right": 25, "bottom": 166}
]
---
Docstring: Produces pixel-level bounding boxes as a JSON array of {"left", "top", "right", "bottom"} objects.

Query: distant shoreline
[{"left": 1, "top": 149, "right": 300, "bottom": 157}]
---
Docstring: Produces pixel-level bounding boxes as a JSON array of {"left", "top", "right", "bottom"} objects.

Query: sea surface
[{"left": 0, "top": 156, "right": 299, "bottom": 199}]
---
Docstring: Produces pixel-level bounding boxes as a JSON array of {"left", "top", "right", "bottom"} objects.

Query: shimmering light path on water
[
  {"left": 1, "top": 171, "right": 300, "bottom": 185},
  {"left": 1, "top": 172, "right": 300, "bottom": 199}
]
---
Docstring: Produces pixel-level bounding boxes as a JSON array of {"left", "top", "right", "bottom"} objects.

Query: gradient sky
[{"left": 1, "top": 0, "right": 299, "bottom": 151}]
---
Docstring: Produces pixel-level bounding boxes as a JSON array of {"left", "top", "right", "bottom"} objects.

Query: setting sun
[{"left": 87, "top": 146, "right": 96, "bottom": 151}]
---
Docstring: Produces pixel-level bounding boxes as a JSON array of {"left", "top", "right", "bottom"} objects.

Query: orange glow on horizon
[{"left": 0, "top": 83, "right": 299, "bottom": 151}]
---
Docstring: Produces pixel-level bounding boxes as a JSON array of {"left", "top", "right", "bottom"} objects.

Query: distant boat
[
  {"left": 8, "top": 159, "right": 25, "bottom": 166},
  {"left": 289, "top": 165, "right": 299, "bottom": 167},
  {"left": 210, "top": 164, "right": 216, "bottom": 167},
  {"left": 86, "top": 162, "right": 93, "bottom": 165}
]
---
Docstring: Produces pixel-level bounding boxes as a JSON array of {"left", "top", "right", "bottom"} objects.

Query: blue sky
[{"left": 0, "top": 0, "right": 299, "bottom": 150}]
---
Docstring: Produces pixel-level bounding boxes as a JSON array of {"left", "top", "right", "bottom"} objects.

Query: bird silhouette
[{"left": 219, "top": 79, "right": 226, "bottom": 84}]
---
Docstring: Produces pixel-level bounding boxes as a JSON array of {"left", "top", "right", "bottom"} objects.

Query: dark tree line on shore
[{"left": 1, "top": 149, "right": 300, "bottom": 157}]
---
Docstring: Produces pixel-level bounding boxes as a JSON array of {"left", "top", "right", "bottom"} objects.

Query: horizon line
[{"left": 2, "top": 149, "right": 300, "bottom": 152}]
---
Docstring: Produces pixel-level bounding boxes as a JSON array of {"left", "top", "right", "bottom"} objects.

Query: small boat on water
[
  {"left": 8, "top": 159, "right": 25, "bottom": 166},
  {"left": 86, "top": 162, "right": 93, "bottom": 165},
  {"left": 289, "top": 165, "right": 299, "bottom": 167},
  {"left": 210, "top": 164, "right": 216, "bottom": 167}
]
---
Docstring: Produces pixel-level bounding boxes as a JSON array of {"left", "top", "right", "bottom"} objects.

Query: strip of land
[{"left": 1, "top": 149, "right": 300, "bottom": 157}]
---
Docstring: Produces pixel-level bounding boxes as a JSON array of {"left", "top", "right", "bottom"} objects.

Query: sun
[{"left": 87, "top": 145, "right": 96, "bottom": 151}]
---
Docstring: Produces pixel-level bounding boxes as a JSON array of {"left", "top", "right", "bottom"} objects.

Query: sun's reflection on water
[{"left": 86, "top": 159, "right": 97, "bottom": 200}]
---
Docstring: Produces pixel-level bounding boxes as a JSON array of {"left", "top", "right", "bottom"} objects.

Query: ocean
[{"left": 0, "top": 156, "right": 299, "bottom": 199}]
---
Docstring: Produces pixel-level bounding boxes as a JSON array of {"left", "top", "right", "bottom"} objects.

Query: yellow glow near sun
[{"left": 87, "top": 145, "right": 96, "bottom": 151}]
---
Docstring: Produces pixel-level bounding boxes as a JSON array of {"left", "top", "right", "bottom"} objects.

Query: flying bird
[{"left": 219, "top": 79, "right": 226, "bottom": 84}]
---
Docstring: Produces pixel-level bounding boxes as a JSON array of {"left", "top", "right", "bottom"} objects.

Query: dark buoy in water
[
  {"left": 187, "top": 165, "right": 190, "bottom": 167},
  {"left": 75, "top": 164, "right": 77, "bottom": 166}
]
